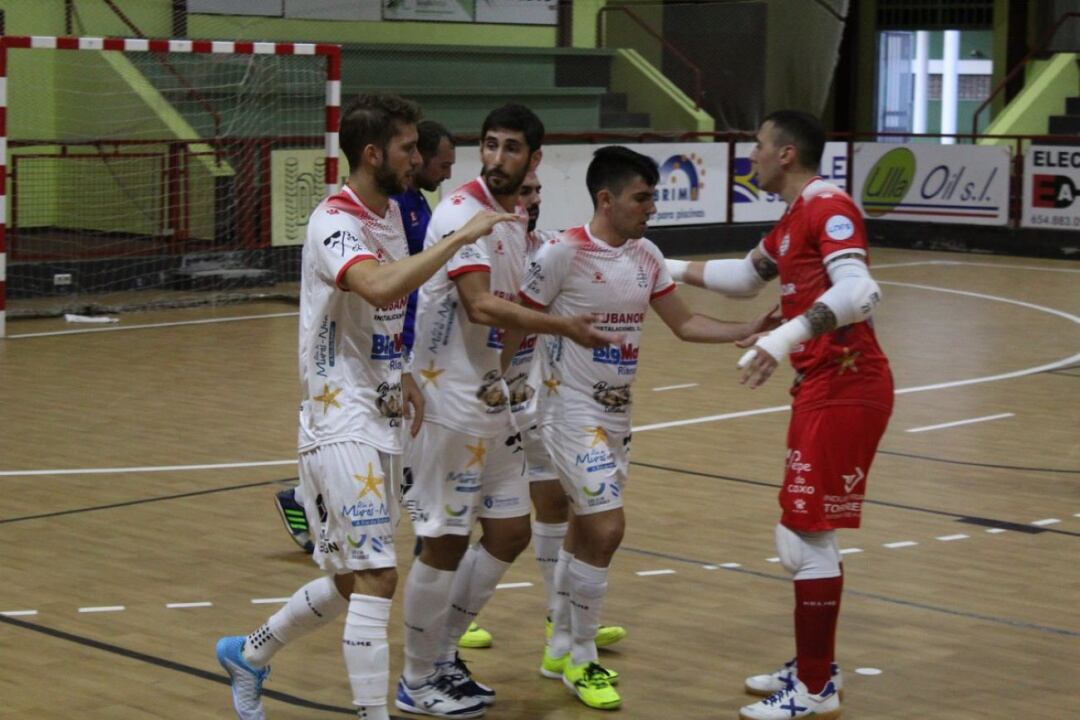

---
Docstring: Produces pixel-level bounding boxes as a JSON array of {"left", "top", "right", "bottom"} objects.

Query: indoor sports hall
[{"left": 1, "top": 2, "right": 1077, "bottom": 719}]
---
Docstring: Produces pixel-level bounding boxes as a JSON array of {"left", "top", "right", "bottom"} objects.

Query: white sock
[
  {"left": 293, "top": 481, "right": 308, "bottom": 507},
  {"left": 568, "top": 558, "right": 608, "bottom": 666},
  {"left": 439, "top": 543, "right": 512, "bottom": 664},
  {"left": 344, "top": 593, "right": 392, "bottom": 715},
  {"left": 547, "top": 548, "right": 574, "bottom": 658},
  {"left": 532, "top": 522, "right": 568, "bottom": 616},
  {"left": 244, "top": 575, "right": 347, "bottom": 667},
  {"left": 403, "top": 559, "right": 455, "bottom": 685}
]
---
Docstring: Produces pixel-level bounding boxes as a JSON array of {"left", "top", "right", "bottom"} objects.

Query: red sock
[{"left": 793, "top": 571, "right": 843, "bottom": 694}]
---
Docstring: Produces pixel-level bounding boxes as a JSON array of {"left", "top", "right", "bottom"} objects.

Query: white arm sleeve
[
  {"left": 817, "top": 256, "right": 882, "bottom": 327},
  {"left": 702, "top": 252, "right": 768, "bottom": 298}
]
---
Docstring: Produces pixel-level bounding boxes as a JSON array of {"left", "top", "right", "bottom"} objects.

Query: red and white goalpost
[{"left": 0, "top": 35, "right": 343, "bottom": 337}]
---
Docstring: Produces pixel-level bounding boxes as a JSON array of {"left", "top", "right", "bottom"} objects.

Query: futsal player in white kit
[
  {"left": 518, "top": 146, "right": 780, "bottom": 710},
  {"left": 395, "top": 105, "right": 618, "bottom": 719}
]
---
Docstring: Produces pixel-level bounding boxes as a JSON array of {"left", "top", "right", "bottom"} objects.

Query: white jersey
[
  {"left": 411, "top": 177, "right": 529, "bottom": 437},
  {"left": 519, "top": 224, "right": 675, "bottom": 433},
  {"left": 507, "top": 228, "right": 561, "bottom": 427},
  {"left": 298, "top": 185, "right": 409, "bottom": 454}
]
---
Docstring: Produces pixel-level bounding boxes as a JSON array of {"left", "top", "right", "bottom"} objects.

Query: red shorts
[{"left": 780, "top": 402, "right": 892, "bottom": 531}]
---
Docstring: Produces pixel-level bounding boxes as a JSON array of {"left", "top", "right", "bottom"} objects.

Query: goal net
[{"left": 0, "top": 36, "right": 341, "bottom": 336}]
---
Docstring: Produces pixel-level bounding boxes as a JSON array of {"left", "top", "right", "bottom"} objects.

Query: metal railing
[{"left": 972, "top": 11, "right": 1080, "bottom": 138}]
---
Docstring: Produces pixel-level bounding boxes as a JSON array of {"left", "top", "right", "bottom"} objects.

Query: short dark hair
[
  {"left": 586, "top": 146, "right": 659, "bottom": 206},
  {"left": 339, "top": 93, "right": 422, "bottom": 171},
  {"left": 417, "top": 120, "right": 454, "bottom": 162},
  {"left": 763, "top": 110, "right": 825, "bottom": 170},
  {"left": 481, "top": 103, "right": 544, "bottom": 152}
]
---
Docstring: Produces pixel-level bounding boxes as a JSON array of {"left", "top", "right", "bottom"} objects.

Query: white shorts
[
  {"left": 299, "top": 441, "right": 398, "bottom": 573},
  {"left": 541, "top": 423, "right": 630, "bottom": 516},
  {"left": 521, "top": 422, "right": 559, "bottom": 482},
  {"left": 403, "top": 421, "right": 529, "bottom": 537}
]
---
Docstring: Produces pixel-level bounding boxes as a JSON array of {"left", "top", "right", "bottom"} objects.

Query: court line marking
[
  {"left": 2, "top": 282, "right": 1077, "bottom": 477},
  {"left": 986, "top": 528, "right": 1008, "bottom": 534},
  {"left": 884, "top": 541, "right": 918, "bottom": 549},
  {"left": 839, "top": 548, "right": 863, "bottom": 555},
  {"left": 652, "top": 383, "right": 699, "bottom": 392},
  {"left": 78, "top": 606, "right": 125, "bottom": 613},
  {"left": 5, "top": 311, "right": 298, "bottom": 339},
  {"left": 906, "top": 412, "right": 1015, "bottom": 433},
  {"left": 251, "top": 597, "right": 290, "bottom": 605},
  {"left": 1, "top": 610, "right": 38, "bottom": 616},
  {"left": 166, "top": 602, "right": 213, "bottom": 609},
  {"left": 1031, "top": 518, "right": 1061, "bottom": 526},
  {"left": 636, "top": 569, "right": 676, "bottom": 576},
  {"left": 936, "top": 534, "right": 970, "bottom": 542},
  {"left": 495, "top": 582, "right": 533, "bottom": 590}
]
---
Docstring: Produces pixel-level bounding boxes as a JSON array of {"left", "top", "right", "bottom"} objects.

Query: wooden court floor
[{"left": 1, "top": 247, "right": 1078, "bottom": 719}]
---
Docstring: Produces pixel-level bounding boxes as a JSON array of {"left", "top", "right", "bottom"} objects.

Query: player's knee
[
  {"left": 775, "top": 524, "right": 840, "bottom": 579},
  {"left": 349, "top": 567, "right": 398, "bottom": 599},
  {"left": 532, "top": 481, "right": 570, "bottom": 522},
  {"left": 481, "top": 515, "right": 532, "bottom": 561},
  {"left": 418, "top": 534, "right": 470, "bottom": 570}
]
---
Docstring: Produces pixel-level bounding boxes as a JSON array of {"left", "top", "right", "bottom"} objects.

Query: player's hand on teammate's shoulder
[
  {"left": 455, "top": 209, "right": 524, "bottom": 243},
  {"left": 563, "top": 314, "right": 623, "bottom": 349},
  {"left": 748, "top": 304, "right": 784, "bottom": 337}
]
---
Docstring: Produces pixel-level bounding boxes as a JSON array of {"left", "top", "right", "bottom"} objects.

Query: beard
[
  {"left": 527, "top": 209, "right": 538, "bottom": 232},
  {"left": 482, "top": 163, "right": 527, "bottom": 197},
  {"left": 374, "top": 156, "right": 407, "bottom": 196}
]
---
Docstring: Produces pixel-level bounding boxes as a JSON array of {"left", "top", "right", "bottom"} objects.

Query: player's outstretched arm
[
  {"left": 343, "top": 210, "right": 521, "bottom": 307},
  {"left": 454, "top": 271, "right": 617, "bottom": 349},
  {"left": 665, "top": 246, "right": 777, "bottom": 298},
  {"left": 737, "top": 254, "right": 882, "bottom": 388},
  {"left": 651, "top": 288, "right": 781, "bottom": 343}
]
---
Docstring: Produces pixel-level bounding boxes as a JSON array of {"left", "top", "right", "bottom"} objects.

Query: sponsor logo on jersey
[
  {"left": 444, "top": 504, "right": 468, "bottom": 517},
  {"left": 593, "top": 343, "right": 640, "bottom": 375},
  {"left": 483, "top": 495, "right": 519, "bottom": 510},
  {"left": 779, "top": 233, "right": 791, "bottom": 256},
  {"left": 592, "top": 381, "right": 632, "bottom": 412},
  {"left": 315, "top": 316, "right": 336, "bottom": 377},
  {"left": 842, "top": 467, "right": 865, "bottom": 494},
  {"left": 781, "top": 282, "right": 797, "bottom": 296},
  {"left": 371, "top": 333, "right": 403, "bottom": 361},
  {"left": 323, "top": 229, "right": 366, "bottom": 257},
  {"left": 636, "top": 265, "right": 650, "bottom": 288},
  {"left": 486, "top": 326, "right": 505, "bottom": 350},
  {"left": 583, "top": 483, "right": 606, "bottom": 497},
  {"left": 575, "top": 448, "right": 615, "bottom": 473},
  {"left": 342, "top": 501, "right": 391, "bottom": 527},
  {"left": 346, "top": 534, "right": 367, "bottom": 549},
  {"left": 825, "top": 215, "right": 856, "bottom": 241},
  {"left": 786, "top": 449, "right": 813, "bottom": 475}
]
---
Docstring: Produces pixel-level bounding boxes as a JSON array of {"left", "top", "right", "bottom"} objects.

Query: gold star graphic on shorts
[
  {"left": 354, "top": 462, "right": 383, "bottom": 500},
  {"left": 465, "top": 439, "right": 487, "bottom": 468},
  {"left": 542, "top": 374, "right": 560, "bottom": 395},
  {"left": 419, "top": 359, "right": 445, "bottom": 388},
  {"left": 588, "top": 426, "right": 609, "bottom": 448},
  {"left": 834, "top": 347, "right": 861, "bottom": 375},
  {"left": 313, "top": 384, "right": 342, "bottom": 413}
]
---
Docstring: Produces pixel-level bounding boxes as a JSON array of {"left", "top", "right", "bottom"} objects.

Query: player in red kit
[{"left": 669, "top": 110, "right": 892, "bottom": 720}]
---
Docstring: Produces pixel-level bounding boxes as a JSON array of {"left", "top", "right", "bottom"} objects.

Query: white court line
[
  {"left": 495, "top": 582, "right": 533, "bottom": 590},
  {"left": 636, "top": 569, "right": 676, "bottom": 576},
  {"left": 6, "top": 311, "right": 298, "bottom": 339},
  {"left": 986, "top": 528, "right": 1007, "bottom": 534},
  {"left": 883, "top": 541, "right": 918, "bottom": 549},
  {"left": 166, "top": 602, "right": 213, "bottom": 609},
  {"left": 1031, "top": 518, "right": 1060, "bottom": 526},
  {"left": 719, "top": 562, "right": 742, "bottom": 568},
  {"left": 766, "top": 557, "right": 781, "bottom": 563},
  {"left": 652, "top": 383, "right": 699, "bottom": 392},
  {"left": 1, "top": 610, "right": 38, "bottom": 617},
  {"left": 79, "top": 606, "right": 125, "bottom": 613},
  {"left": 251, "top": 597, "right": 290, "bottom": 605},
  {"left": 936, "top": 534, "right": 969, "bottom": 542},
  {"left": 877, "top": 259, "right": 1080, "bottom": 274},
  {"left": 3, "top": 282, "right": 1078, "bottom": 478},
  {"left": 702, "top": 565, "right": 719, "bottom": 570},
  {"left": 839, "top": 548, "right": 863, "bottom": 555},
  {"left": 906, "top": 413, "right": 1014, "bottom": 433}
]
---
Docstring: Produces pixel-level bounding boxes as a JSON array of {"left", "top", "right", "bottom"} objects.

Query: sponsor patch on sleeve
[{"left": 824, "top": 215, "right": 855, "bottom": 241}]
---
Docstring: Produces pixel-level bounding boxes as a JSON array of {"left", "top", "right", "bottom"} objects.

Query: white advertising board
[
  {"left": 1021, "top": 145, "right": 1080, "bottom": 231},
  {"left": 732, "top": 141, "right": 848, "bottom": 223},
  {"left": 851, "top": 142, "right": 1010, "bottom": 226}
]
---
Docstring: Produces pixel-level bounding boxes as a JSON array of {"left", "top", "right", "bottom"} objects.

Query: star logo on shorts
[
  {"left": 313, "top": 383, "right": 343, "bottom": 413},
  {"left": 419, "top": 360, "right": 445, "bottom": 388},
  {"left": 834, "top": 347, "right": 860, "bottom": 375},
  {"left": 354, "top": 463, "right": 383, "bottom": 500},
  {"left": 842, "top": 467, "right": 865, "bottom": 494},
  {"left": 588, "top": 426, "right": 609, "bottom": 448},
  {"left": 542, "top": 375, "right": 560, "bottom": 395},
  {"left": 465, "top": 439, "right": 486, "bottom": 468}
]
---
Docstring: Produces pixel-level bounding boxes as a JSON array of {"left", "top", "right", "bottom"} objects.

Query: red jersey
[{"left": 760, "top": 178, "right": 892, "bottom": 412}]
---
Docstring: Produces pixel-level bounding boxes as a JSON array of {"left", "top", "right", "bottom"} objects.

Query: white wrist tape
[
  {"left": 702, "top": 251, "right": 766, "bottom": 298},
  {"left": 737, "top": 316, "right": 812, "bottom": 368},
  {"left": 665, "top": 259, "right": 690, "bottom": 283},
  {"left": 820, "top": 256, "right": 881, "bottom": 326}
]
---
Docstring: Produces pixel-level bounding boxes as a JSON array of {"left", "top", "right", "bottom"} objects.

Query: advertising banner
[
  {"left": 732, "top": 141, "right": 848, "bottom": 223},
  {"left": 448, "top": 142, "right": 729, "bottom": 231},
  {"left": 1021, "top": 145, "right": 1080, "bottom": 230},
  {"left": 382, "top": 0, "right": 475, "bottom": 22},
  {"left": 475, "top": 0, "right": 558, "bottom": 25},
  {"left": 851, "top": 142, "right": 1010, "bottom": 225}
]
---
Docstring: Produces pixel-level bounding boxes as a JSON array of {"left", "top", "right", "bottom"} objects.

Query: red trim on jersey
[
  {"left": 650, "top": 282, "right": 677, "bottom": 301},
  {"left": 454, "top": 178, "right": 497, "bottom": 211},
  {"left": 335, "top": 253, "right": 378, "bottom": 290},
  {"left": 448, "top": 264, "right": 491, "bottom": 279},
  {"left": 518, "top": 291, "right": 546, "bottom": 309}
]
